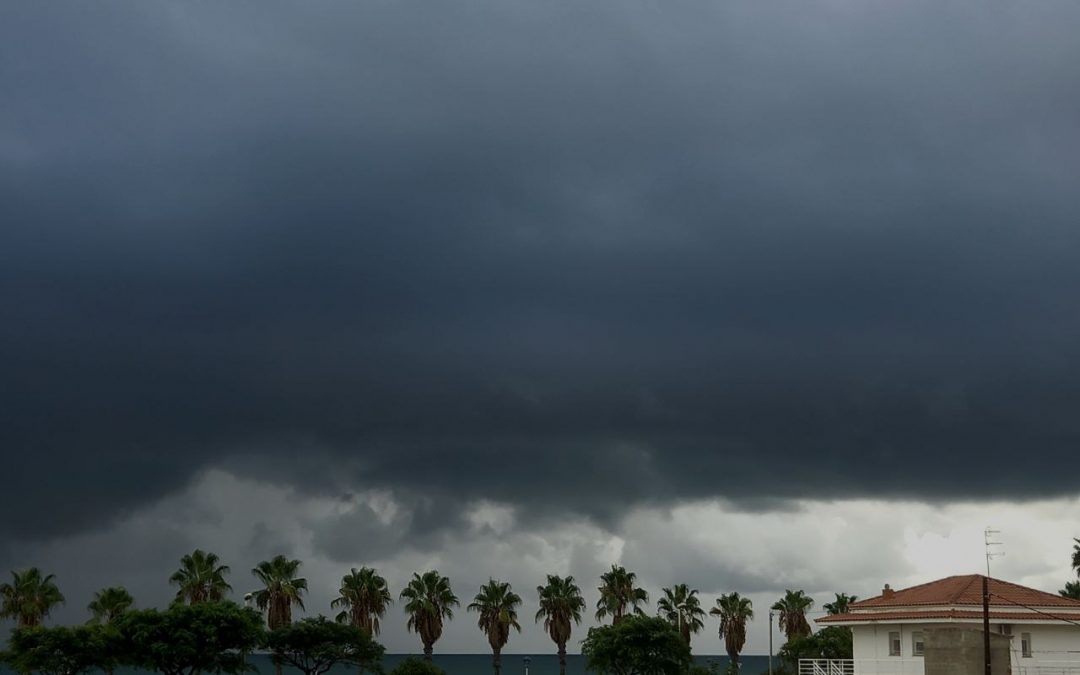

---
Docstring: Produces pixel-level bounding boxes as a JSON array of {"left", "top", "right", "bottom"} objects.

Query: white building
[{"left": 803, "top": 574, "right": 1080, "bottom": 675}]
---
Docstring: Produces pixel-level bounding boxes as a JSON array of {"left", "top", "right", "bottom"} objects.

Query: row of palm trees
[{"left": 1, "top": 554, "right": 853, "bottom": 675}]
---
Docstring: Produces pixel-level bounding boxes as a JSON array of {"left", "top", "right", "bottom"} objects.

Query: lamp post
[
  {"left": 768, "top": 610, "right": 774, "bottom": 675},
  {"left": 523, "top": 656, "right": 531, "bottom": 675}
]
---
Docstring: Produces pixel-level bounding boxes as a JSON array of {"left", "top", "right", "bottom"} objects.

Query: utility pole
[
  {"left": 983, "top": 575, "right": 991, "bottom": 675},
  {"left": 984, "top": 527, "right": 1004, "bottom": 576}
]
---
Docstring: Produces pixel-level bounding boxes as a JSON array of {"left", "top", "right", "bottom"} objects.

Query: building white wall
[{"left": 850, "top": 622, "right": 1080, "bottom": 673}]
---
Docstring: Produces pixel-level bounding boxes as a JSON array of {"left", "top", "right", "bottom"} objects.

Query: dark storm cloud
[{"left": 4, "top": 0, "right": 1080, "bottom": 541}]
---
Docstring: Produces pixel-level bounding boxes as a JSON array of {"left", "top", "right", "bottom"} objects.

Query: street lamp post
[
  {"left": 523, "top": 656, "right": 531, "bottom": 675},
  {"left": 768, "top": 610, "right": 774, "bottom": 675}
]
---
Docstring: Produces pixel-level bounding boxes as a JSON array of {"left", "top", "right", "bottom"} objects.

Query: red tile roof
[
  {"left": 819, "top": 609, "right": 1080, "bottom": 624},
  {"left": 848, "top": 575, "right": 1080, "bottom": 609}
]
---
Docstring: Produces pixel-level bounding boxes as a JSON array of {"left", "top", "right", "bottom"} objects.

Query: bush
[
  {"left": 389, "top": 656, "right": 447, "bottom": 675},
  {"left": 265, "top": 616, "right": 384, "bottom": 675},
  {"left": 582, "top": 615, "right": 692, "bottom": 675}
]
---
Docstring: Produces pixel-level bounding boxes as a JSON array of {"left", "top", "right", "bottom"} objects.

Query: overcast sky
[{"left": 3, "top": 0, "right": 1080, "bottom": 656}]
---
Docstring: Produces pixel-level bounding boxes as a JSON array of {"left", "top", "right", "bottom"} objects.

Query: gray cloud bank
[{"left": 4, "top": 0, "right": 1080, "bottom": 546}]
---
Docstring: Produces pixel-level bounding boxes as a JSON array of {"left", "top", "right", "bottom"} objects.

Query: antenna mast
[{"left": 984, "top": 527, "right": 1004, "bottom": 577}]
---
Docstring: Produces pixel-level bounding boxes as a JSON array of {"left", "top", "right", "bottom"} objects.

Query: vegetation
[
  {"left": 468, "top": 579, "right": 522, "bottom": 675},
  {"left": 778, "top": 626, "right": 853, "bottom": 669},
  {"left": 656, "top": 584, "right": 706, "bottom": 648},
  {"left": 400, "top": 570, "right": 459, "bottom": 661},
  {"left": 2, "top": 624, "right": 116, "bottom": 675},
  {"left": 710, "top": 592, "right": 754, "bottom": 669},
  {"left": 114, "top": 601, "right": 263, "bottom": 675},
  {"left": 0, "top": 568, "right": 65, "bottom": 628},
  {"left": 249, "top": 555, "right": 307, "bottom": 630},
  {"left": 771, "top": 590, "right": 814, "bottom": 641},
  {"left": 169, "top": 549, "right": 231, "bottom": 605},
  {"left": 265, "top": 616, "right": 384, "bottom": 675},
  {"left": 332, "top": 567, "right": 393, "bottom": 635},
  {"left": 595, "top": 565, "right": 649, "bottom": 625},
  {"left": 822, "top": 593, "right": 857, "bottom": 615},
  {"left": 581, "top": 615, "right": 692, "bottom": 675},
  {"left": 535, "top": 574, "right": 586, "bottom": 675},
  {"left": 1061, "top": 581, "right": 1080, "bottom": 599},
  {"left": 87, "top": 587, "right": 134, "bottom": 624},
  {"left": 389, "top": 656, "right": 448, "bottom": 675}
]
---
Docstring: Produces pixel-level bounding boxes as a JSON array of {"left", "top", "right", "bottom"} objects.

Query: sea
[
  {"left": 371, "top": 653, "right": 774, "bottom": 675},
  {"left": 0, "top": 653, "right": 775, "bottom": 675}
]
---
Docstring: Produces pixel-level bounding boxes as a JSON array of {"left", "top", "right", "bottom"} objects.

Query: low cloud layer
[{"left": 3, "top": 470, "right": 1077, "bottom": 654}]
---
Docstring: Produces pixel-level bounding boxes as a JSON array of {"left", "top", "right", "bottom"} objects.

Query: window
[
  {"left": 999, "top": 624, "right": 1013, "bottom": 635},
  {"left": 1021, "top": 633, "right": 1032, "bottom": 658},
  {"left": 889, "top": 631, "right": 901, "bottom": 656},
  {"left": 912, "top": 631, "right": 925, "bottom": 656}
]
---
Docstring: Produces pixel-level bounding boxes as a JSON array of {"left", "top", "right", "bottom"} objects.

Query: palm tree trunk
[
  {"left": 492, "top": 647, "right": 501, "bottom": 675},
  {"left": 274, "top": 656, "right": 283, "bottom": 675},
  {"left": 558, "top": 643, "right": 567, "bottom": 675},
  {"left": 423, "top": 642, "right": 434, "bottom": 661}
]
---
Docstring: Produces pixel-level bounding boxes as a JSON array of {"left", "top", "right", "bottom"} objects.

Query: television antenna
[{"left": 985, "top": 527, "right": 1004, "bottom": 577}]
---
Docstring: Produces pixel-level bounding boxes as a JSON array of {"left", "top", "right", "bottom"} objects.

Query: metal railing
[{"left": 797, "top": 660, "right": 921, "bottom": 675}]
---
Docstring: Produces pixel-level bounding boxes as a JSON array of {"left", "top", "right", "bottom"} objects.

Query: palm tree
[
  {"left": 535, "top": 575, "right": 586, "bottom": 675},
  {"left": 656, "top": 584, "right": 706, "bottom": 648},
  {"left": 0, "top": 568, "right": 64, "bottom": 627},
  {"left": 823, "top": 592, "right": 858, "bottom": 615},
  {"left": 469, "top": 580, "right": 522, "bottom": 675},
  {"left": 400, "top": 570, "right": 459, "bottom": 661},
  {"left": 249, "top": 555, "right": 307, "bottom": 675},
  {"left": 711, "top": 592, "right": 754, "bottom": 670},
  {"left": 87, "top": 586, "right": 134, "bottom": 623},
  {"left": 771, "top": 590, "right": 814, "bottom": 641},
  {"left": 332, "top": 567, "right": 393, "bottom": 635},
  {"left": 1072, "top": 538, "right": 1080, "bottom": 575},
  {"left": 1061, "top": 581, "right": 1080, "bottom": 599},
  {"left": 595, "top": 565, "right": 648, "bottom": 625},
  {"left": 169, "top": 549, "right": 231, "bottom": 605},
  {"left": 248, "top": 555, "right": 307, "bottom": 629}
]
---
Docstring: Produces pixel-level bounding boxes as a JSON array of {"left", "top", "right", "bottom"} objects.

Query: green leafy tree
[
  {"left": 332, "top": 567, "right": 393, "bottom": 635},
  {"left": 265, "top": 616, "right": 384, "bottom": 675},
  {"left": 822, "top": 593, "right": 857, "bottom": 615},
  {"left": 1062, "top": 581, "right": 1080, "bottom": 599},
  {"left": 0, "top": 568, "right": 65, "bottom": 627},
  {"left": 114, "top": 601, "right": 264, "bottom": 675},
  {"left": 535, "top": 575, "right": 586, "bottom": 675},
  {"left": 656, "top": 584, "right": 706, "bottom": 648},
  {"left": 468, "top": 580, "right": 522, "bottom": 675},
  {"left": 169, "top": 550, "right": 231, "bottom": 605},
  {"left": 389, "top": 656, "right": 447, "bottom": 675},
  {"left": 1072, "top": 538, "right": 1080, "bottom": 575},
  {"left": 248, "top": 555, "right": 307, "bottom": 629},
  {"left": 710, "top": 592, "right": 754, "bottom": 670},
  {"left": 2, "top": 625, "right": 117, "bottom": 675},
  {"left": 400, "top": 571, "right": 459, "bottom": 661},
  {"left": 778, "top": 626, "right": 853, "bottom": 669},
  {"left": 87, "top": 587, "right": 134, "bottom": 624},
  {"left": 581, "top": 615, "right": 692, "bottom": 675},
  {"left": 595, "top": 565, "right": 648, "bottom": 625},
  {"left": 771, "top": 590, "right": 814, "bottom": 641}
]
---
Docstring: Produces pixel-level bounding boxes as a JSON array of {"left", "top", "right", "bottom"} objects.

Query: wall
[
  {"left": 850, "top": 621, "right": 1080, "bottom": 674},
  {"left": 923, "top": 627, "right": 1010, "bottom": 675}
]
